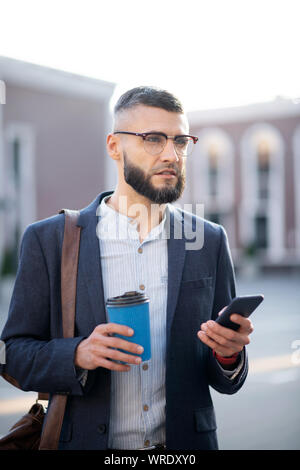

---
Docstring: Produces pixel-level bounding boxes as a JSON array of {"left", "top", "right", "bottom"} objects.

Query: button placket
[
  {"left": 127, "top": 218, "right": 139, "bottom": 241},
  {"left": 140, "top": 351, "right": 151, "bottom": 447},
  {"left": 136, "top": 239, "right": 155, "bottom": 448},
  {"left": 99, "top": 200, "right": 168, "bottom": 450},
  {"left": 137, "top": 241, "right": 145, "bottom": 292}
]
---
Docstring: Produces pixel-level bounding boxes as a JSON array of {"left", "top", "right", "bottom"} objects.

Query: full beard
[{"left": 123, "top": 151, "right": 185, "bottom": 204}]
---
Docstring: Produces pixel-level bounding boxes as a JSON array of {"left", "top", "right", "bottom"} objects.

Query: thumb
[{"left": 218, "top": 306, "right": 227, "bottom": 316}]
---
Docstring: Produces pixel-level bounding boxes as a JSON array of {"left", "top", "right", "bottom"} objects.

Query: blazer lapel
[{"left": 166, "top": 206, "right": 186, "bottom": 348}]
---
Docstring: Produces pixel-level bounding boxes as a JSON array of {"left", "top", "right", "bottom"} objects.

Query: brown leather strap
[
  {"left": 38, "top": 395, "right": 68, "bottom": 450},
  {"left": 37, "top": 393, "right": 50, "bottom": 401},
  {"left": 60, "top": 210, "right": 81, "bottom": 339},
  {"left": 39, "top": 209, "right": 81, "bottom": 450}
]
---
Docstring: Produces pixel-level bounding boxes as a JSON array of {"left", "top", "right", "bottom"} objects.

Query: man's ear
[{"left": 107, "top": 133, "right": 122, "bottom": 161}]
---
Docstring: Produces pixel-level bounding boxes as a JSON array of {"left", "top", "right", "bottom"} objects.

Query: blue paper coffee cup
[{"left": 106, "top": 291, "right": 151, "bottom": 362}]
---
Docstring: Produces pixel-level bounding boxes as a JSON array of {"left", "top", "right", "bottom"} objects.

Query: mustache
[{"left": 152, "top": 165, "right": 179, "bottom": 176}]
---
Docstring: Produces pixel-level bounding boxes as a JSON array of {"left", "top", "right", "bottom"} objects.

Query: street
[
  {"left": 212, "top": 272, "right": 300, "bottom": 450},
  {"left": 0, "top": 272, "right": 299, "bottom": 449}
]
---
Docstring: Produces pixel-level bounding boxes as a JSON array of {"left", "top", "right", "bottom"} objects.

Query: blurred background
[{"left": 0, "top": 0, "right": 299, "bottom": 450}]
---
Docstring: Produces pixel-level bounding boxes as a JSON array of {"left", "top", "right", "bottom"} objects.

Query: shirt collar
[{"left": 98, "top": 195, "right": 169, "bottom": 242}]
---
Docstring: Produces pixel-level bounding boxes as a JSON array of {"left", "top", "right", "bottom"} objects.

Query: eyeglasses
[{"left": 113, "top": 131, "right": 198, "bottom": 157}]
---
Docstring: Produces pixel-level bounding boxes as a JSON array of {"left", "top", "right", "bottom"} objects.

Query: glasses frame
[{"left": 113, "top": 131, "right": 198, "bottom": 156}]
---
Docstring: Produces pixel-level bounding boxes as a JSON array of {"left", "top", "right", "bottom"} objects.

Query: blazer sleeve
[
  {"left": 0, "top": 224, "right": 85, "bottom": 396},
  {"left": 206, "top": 225, "right": 249, "bottom": 394}
]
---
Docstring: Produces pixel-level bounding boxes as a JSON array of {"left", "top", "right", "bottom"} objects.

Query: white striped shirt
[{"left": 98, "top": 195, "right": 168, "bottom": 449}]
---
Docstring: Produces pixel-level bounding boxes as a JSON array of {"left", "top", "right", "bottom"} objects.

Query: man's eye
[
  {"left": 146, "top": 134, "right": 164, "bottom": 144},
  {"left": 175, "top": 137, "right": 189, "bottom": 147}
]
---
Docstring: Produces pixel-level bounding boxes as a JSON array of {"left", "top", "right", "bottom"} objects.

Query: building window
[
  {"left": 254, "top": 214, "right": 268, "bottom": 249},
  {"left": 208, "top": 144, "right": 219, "bottom": 198},
  {"left": 240, "top": 123, "right": 285, "bottom": 261},
  {"left": 191, "top": 128, "right": 235, "bottom": 246},
  {"left": 12, "top": 137, "right": 22, "bottom": 270},
  {"left": 1, "top": 124, "right": 36, "bottom": 276},
  {"left": 257, "top": 140, "right": 270, "bottom": 200}
]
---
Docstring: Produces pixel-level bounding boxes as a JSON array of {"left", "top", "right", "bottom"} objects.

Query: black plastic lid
[{"left": 106, "top": 290, "right": 149, "bottom": 306}]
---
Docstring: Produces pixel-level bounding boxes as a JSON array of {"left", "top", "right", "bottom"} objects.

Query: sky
[{"left": 0, "top": 0, "right": 300, "bottom": 112}]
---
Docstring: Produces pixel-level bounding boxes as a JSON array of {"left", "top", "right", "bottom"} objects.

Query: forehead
[{"left": 115, "top": 105, "right": 189, "bottom": 134}]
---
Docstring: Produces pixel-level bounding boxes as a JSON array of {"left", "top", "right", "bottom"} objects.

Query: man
[{"left": 1, "top": 86, "right": 253, "bottom": 450}]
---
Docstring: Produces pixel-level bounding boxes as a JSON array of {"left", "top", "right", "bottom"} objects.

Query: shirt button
[
  {"left": 97, "top": 424, "right": 107, "bottom": 434},
  {"left": 143, "top": 404, "right": 149, "bottom": 412},
  {"left": 144, "top": 440, "right": 150, "bottom": 447},
  {"left": 142, "top": 363, "right": 148, "bottom": 371},
  {"left": 139, "top": 284, "right": 145, "bottom": 290},
  {"left": 138, "top": 247, "right": 143, "bottom": 254}
]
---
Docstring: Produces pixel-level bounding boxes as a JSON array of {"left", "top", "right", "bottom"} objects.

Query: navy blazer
[{"left": 1, "top": 191, "right": 248, "bottom": 450}]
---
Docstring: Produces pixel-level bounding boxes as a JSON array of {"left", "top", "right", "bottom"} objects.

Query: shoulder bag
[{"left": 0, "top": 209, "right": 81, "bottom": 450}]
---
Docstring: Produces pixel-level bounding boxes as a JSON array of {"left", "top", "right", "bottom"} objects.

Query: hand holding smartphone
[{"left": 215, "top": 294, "right": 264, "bottom": 331}]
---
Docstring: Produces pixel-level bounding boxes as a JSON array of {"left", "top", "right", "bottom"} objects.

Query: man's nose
[{"left": 159, "top": 138, "right": 179, "bottom": 162}]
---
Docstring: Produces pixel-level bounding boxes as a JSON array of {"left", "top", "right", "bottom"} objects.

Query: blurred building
[
  {"left": 0, "top": 56, "right": 115, "bottom": 276},
  {"left": 186, "top": 98, "right": 300, "bottom": 271}
]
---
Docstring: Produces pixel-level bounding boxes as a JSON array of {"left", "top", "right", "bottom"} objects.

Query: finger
[
  {"left": 201, "top": 320, "right": 242, "bottom": 343},
  {"left": 200, "top": 322, "right": 247, "bottom": 349},
  {"left": 218, "top": 306, "right": 227, "bottom": 316},
  {"left": 101, "top": 335, "right": 144, "bottom": 356},
  {"left": 97, "top": 323, "right": 134, "bottom": 337},
  {"left": 97, "top": 345, "right": 142, "bottom": 365},
  {"left": 230, "top": 315, "right": 254, "bottom": 334},
  {"left": 197, "top": 331, "right": 238, "bottom": 356}
]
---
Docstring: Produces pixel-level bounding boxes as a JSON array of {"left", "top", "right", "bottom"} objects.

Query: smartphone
[{"left": 215, "top": 294, "right": 264, "bottom": 331}]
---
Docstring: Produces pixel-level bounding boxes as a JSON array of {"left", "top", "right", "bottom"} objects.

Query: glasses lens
[
  {"left": 144, "top": 134, "right": 166, "bottom": 155},
  {"left": 174, "top": 136, "right": 194, "bottom": 156}
]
